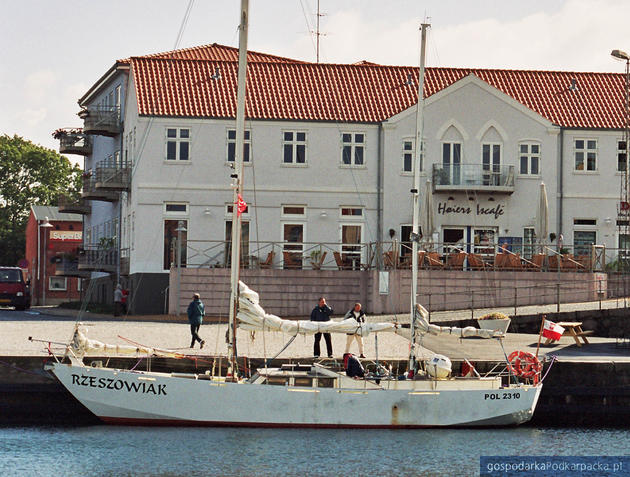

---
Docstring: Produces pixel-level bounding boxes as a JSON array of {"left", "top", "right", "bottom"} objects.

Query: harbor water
[{"left": 1, "top": 426, "right": 628, "bottom": 476}]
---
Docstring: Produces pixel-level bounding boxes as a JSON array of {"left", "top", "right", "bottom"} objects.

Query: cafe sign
[
  {"left": 50, "top": 230, "right": 82, "bottom": 242},
  {"left": 437, "top": 201, "right": 505, "bottom": 220}
]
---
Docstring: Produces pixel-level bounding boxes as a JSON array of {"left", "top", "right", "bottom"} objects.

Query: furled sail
[
  {"left": 68, "top": 325, "right": 181, "bottom": 358},
  {"left": 238, "top": 281, "right": 400, "bottom": 336},
  {"left": 237, "top": 282, "right": 503, "bottom": 339}
]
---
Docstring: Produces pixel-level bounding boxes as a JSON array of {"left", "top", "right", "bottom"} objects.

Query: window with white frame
[
  {"left": 166, "top": 128, "right": 190, "bottom": 161},
  {"left": 164, "top": 203, "right": 189, "bottom": 215},
  {"left": 281, "top": 205, "right": 306, "bottom": 217},
  {"left": 574, "top": 139, "right": 597, "bottom": 171},
  {"left": 617, "top": 139, "right": 627, "bottom": 172},
  {"left": 340, "top": 207, "right": 363, "bottom": 218},
  {"left": 226, "top": 203, "right": 249, "bottom": 215},
  {"left": 402, "top": 139, "right": 423, "bottom": 173},
  {"left": 282, "top": 131, "right": 307, "bottom": 164},
  {"left": 227, "top": 129, "right": 251, "bottom": 163},
  {"left": 482, "top": 143, "right": 502, "bottom": 185},
  {"left": 49, "top": 276, "right": 67, "bottom": 291},
  {"left": 442, "top": 142, "right": 461, "bottom": 185},
  {"left": 341, "top": 133, "right": 365, "bottom": 166},
  {"left": 519, "top": 142, "right": 540, "bottom": 175}
]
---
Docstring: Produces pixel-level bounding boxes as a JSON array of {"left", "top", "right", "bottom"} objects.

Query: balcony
[
  {"left": 79, "top": 106, "right": 121, "bottom": 136},
  {"left": 58, "top": 194, "right": 91, "bottom": 215},
  {"left": 56, "top": 129, "right": 92, "bottom": 155},
  {"left": 54, "top": 256, "right": 90, "bottom": 278},
  {"left": 78, "top": 246, "right": 118, "bottom": 273},
  {"left": 432, "top": 164, "right": 515, "bottom": 194},
  {"left": 81, "top": 175, "right": 118, "bottom": 202},
  {"left": 94, "top": 158, "right": 131, "bottom": 191}
]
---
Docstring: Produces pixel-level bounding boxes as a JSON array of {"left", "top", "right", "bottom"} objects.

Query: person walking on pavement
[
  {"left": 187, "top": 293, "right": 205, "bottom": 349},
  {"left": 113, "top": 284, "right": 123, "bottom": 317},
  {"left": 311, "top": 297, "right": 333, "bottom": 358},
  {"left": 344, "top": 302, "right": 366, "bottom": 358}
]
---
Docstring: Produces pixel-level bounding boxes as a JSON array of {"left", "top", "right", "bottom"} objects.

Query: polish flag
[
  {"left": 236, "top": 194, "right": 247, "bottom": 216},
  {"left": 542, "top": 320, "right": 565, "bottom": 341}
]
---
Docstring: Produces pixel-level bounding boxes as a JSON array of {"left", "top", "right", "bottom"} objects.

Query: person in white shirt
[{"left": 344, "top": 302, "right": 366, "bottom": 358}]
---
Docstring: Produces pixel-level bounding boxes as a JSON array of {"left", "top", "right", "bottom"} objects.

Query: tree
[{"left": 0, "top": 134, "right": 82, "bottom": 265}]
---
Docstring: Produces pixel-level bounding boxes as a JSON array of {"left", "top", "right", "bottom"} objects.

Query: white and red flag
[
  {"left": 236, "top": 194, "right": 247, "bottom": 216},
  {"left": 542, "top": 320, "right": 564, "bottom": 341}
]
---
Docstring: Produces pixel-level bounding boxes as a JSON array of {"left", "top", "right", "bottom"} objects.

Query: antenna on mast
[{"left": 312, "top": 0, "right": 326, "bottom": 63}]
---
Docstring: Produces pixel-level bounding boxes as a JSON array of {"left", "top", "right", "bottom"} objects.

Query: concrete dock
[{"left": 2, "top": 305, "right": 630, "bottom": 426}]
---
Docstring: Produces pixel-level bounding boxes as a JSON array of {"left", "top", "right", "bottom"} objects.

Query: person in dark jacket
[
  {"left": 187, "top": 293, "right": 205, "bottom": 349},
  {"left": 310, "top": 297, "right": 333, "bottom": 358},
  {"left": 344, "top": 302, "right": 366, "bottom": 358}
]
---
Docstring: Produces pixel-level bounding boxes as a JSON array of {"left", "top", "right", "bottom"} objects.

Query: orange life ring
[{"left": 507, "top": 351, "right": 542, "bottom": 379}]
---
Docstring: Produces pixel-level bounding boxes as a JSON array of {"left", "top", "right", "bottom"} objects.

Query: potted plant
[{"left": 477, "top": 312, "right": 511, "bottom": 334}]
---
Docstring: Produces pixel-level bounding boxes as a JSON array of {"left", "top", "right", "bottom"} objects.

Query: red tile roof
[
  {"left": 120, "top": 43, "right": 306, "bottom": 64},
  {"left": 131, "top": 56, "right": 626, "bottom": 129}
]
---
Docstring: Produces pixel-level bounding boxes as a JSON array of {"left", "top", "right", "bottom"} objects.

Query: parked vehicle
[{"left": 0, "top": 267, "right": 31, "bottom": 310}]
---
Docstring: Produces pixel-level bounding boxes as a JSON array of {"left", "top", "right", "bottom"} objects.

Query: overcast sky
[{"left": 2, "top": 0, "right": 629, "bottom": 163}]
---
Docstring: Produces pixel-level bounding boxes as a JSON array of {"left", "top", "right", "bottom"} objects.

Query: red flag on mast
[{"left": 236, "top": 194, "right": 247, "bottom": 216}]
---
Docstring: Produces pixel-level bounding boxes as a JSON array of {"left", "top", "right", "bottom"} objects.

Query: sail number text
[{"left": 484, "top": 392, "right": 521, "bottom": 400}]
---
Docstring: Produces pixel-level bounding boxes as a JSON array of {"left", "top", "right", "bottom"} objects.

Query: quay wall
[
  {"left": 170, "top": 268, "right": 600, "bottom": 317},
  {"left": 2, "top": 356, "right": 629, "bottom": 427}
]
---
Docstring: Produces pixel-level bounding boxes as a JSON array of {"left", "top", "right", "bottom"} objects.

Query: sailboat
[{"left": 46, "top": 3, "right": 542, "bottom": 428}]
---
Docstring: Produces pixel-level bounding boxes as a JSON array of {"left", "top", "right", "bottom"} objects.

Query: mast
[
  {"left": 408, "top": 23, "right": 430, "bottom": 373},
  {"left": 227, "top": 0, "right": 249, "bottom": 379}
]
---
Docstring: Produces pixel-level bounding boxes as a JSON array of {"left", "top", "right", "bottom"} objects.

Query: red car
[{"left": 0, "top": 267, "right": 31, "bottom": 311}]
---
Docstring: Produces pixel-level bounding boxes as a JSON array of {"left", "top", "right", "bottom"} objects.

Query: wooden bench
[{"left": 544, "top": 321, "right": 593, "bottom": 347}]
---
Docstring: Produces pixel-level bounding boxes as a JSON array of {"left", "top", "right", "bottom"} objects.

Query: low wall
[{"left": 170, "top": 268, "right": 602, "bottom": 317}]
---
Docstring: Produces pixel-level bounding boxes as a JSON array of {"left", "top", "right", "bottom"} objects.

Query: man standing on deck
[
  {"left": 311, "top": 297, "right": 333, "bottom": 358},
  {"left": 187, "top": 293, "right": 205, "bottom": 349},
  {"left": 344, "top": 302, "right": 366, "bottom": 358}
]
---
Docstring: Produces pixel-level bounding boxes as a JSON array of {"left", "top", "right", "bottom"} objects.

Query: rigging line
[
  {"left": 246, "top": 118, "right": 261, "bottom": 261},
  {"left": 173, "top": 0, "right": 195, "bottom": 50}
]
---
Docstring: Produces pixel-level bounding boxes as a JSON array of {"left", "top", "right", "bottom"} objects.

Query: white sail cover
[
  {"left": 68, "top": 325, "right": 181, "bottom": 358},
  {"left": 237, "top": 282, "right": 503, "bottom": 339}
]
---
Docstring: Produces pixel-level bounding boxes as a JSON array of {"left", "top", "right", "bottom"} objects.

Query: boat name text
[{"left": 71, "top": 374, "right": 167, "bottom": 395}]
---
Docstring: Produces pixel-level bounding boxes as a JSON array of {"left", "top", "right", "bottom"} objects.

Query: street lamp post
[
  {"left": 38, "top": 217, "right": 53, "bottom": 306},
  {"left": 175, "top": 220, "right": 187, "bottom": 315}
]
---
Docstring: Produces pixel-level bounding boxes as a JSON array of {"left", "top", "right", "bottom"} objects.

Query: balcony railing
[
  {"left": 57, "top": 130, "right": 92, "bottom": 155},
  {"left": 58, "top": 194, "right": 91, "bottom": 215},
  {"left": 94, "top": 158, "right": 131, "bottom": 191},
  {"left": 80, "top": 106, "right": 121, "bottom": 136},
  {"left": 54, "top": 256, "right": 90, "bottom": 278},
  {"left": 81, "top": 174, "right": 118, "bottom": 202},
  {"left": 432, "top": 164, "right": 515, "bottom": 194},
  {"left": 78, "top": 246, "right": 129, "bottom": 274}
]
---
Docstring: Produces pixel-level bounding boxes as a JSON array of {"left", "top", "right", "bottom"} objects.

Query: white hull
[{"left": 50, "top": 363, "right": 541, "bottom": 428}]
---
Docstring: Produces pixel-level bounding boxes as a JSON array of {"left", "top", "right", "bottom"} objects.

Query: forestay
[{"left": 237, "top": 281, "right": 503, "bottom": 339}]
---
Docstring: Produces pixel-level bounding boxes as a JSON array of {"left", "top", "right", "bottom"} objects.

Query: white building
[{"left": 56, "top": 43, "right": 628, "bottom": 313}]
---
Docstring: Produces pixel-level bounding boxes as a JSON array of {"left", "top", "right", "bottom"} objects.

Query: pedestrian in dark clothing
[
  {"left": 187, "top": 293, "right": 205, "bottom": 349},
  {"left": 310, "top": 297, "right": 333, "bottom": 358}
]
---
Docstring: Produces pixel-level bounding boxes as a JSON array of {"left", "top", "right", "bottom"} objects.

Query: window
[
  {"left": 519, "top": 143, "right": 540, "bottom": 175},
  {"left": 574, "top": 219, "right": 596, "bottom": 226},
  {"left": 482, "top": 143, "right": 501, "bottom": 185},
  {"left": 282, "top": 131, "right": 307, "bottom": 164},
  {"left": 574, "top": 230, "right": 596, "bottom": 256},
  {"left": 341, "top": 224, "right": 362, "bottom": 268},
  {"left": 227, "top": 129, "right": 251, "bottom": 163},
  {"left": 49, "top": 277, "right": 67, "bottom": 291},
  {"left": 165, "top": 203, "right": 188, "bottom": 214},
  {"left": 402, "top": 139, "right": 423, "bottom": 173},
  {"left": 282, "top": 205, "right": 306, "bottom": 217},
  {"left": 163, "top": 220, "right": 187, "bottom": 270},
  {"left": 166, "top": 128, "right": 190, "bottom": 161},
  {"left": 341, "top": 207, "right": 363, "bottom": 217},
  {"left": 618, "top": 140, "right": 627, "bottom": 172},
  {"left": 226, "top": 204, "right": 249, "bottom": 215},
  {"left": 574, "top": 139, "right": 597, "bottom": 171},
  {"left": 283, "top": 223, "right": 303, "bottom": 269},
  {"left": 441, "top": 142, "right": 461, "bottom": 185},
  {"left": 225, "top": 220, "right": 249, "bottom": 267},
  {"left": 341, "top": 133, "right": 365, "bottom": 166}
]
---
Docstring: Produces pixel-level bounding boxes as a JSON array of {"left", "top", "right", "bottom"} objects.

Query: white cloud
[
  {"left": 24, "top": 69, "right": 57, "bottom": 103},
  {"left": 17, "top": 108, "right": 48, "bottom": 126}
]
